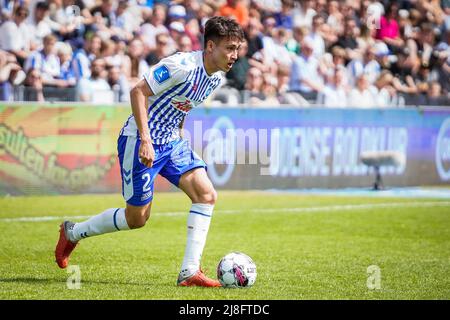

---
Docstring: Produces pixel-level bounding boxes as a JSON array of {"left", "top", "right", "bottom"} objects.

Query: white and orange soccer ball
[{"left": 217, "top": 252, "right": 257, "bottom": 288}]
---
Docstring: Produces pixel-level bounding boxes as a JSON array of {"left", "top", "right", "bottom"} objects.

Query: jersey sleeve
[{"left": 143, "top": 54, "right": 190, "bottom": 96}]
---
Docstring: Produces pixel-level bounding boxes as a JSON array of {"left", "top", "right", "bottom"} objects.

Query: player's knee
[
  {"left": 127, "top": 215, "right": 147, "bottom": 229},
  {"left": 125, "top": 206, "right": 151, "bottom": 229},
  {"left": 197, "top": 188, "right": 217, "bottom": 205}
]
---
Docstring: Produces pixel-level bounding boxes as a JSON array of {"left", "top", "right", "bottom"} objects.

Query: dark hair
[
  {"left": 203, "top": 16, "right": 244, "bottom": 48},
  {"left": 36, "top": 1, "right": 50, "bottom": 11},
  {"left": 14, "top": 5, "right": 29, "bottom": 16}
]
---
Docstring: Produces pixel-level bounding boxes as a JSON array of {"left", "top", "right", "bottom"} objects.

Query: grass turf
[{"left": 0, "top": 191, "right": 449, "bottom": 300}]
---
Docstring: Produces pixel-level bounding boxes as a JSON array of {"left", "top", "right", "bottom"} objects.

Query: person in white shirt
[
  {"left": 305, "top": 14, "right": 325, "bottom": 58},
  {"left": 76, "top": 58, "right": 114, "bottom": 103},
  {"left": 346, "top": 45, "right": 381, "bottom": 86},
  {"left": 0, "top": 6, "right": 34, "bottom": 65},
  {"left": 288, "top": 38, "right": 324, "bottom": 100},
  {"left": 27, "top": 1, "right": 54, "bottom": 48},
  {"left": 317, "top": 67, "right": 348, "bottom": 107},
  {"left": 139, "top": 3, "right": 169, "bottom": 52},
  {"left": 348, "top": 74, "right": 376, "bottom": 108},
  {"left": 24, "top": 35, "right": 68, "bottom": 87}
]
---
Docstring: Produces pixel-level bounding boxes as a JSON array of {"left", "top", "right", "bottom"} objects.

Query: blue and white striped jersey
[{"left": 120, "top": 51, "right": 225, "bottom": 144}]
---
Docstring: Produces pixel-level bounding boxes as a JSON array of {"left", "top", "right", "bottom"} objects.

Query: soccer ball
[{"left": 217, "top": 252, "right": 257, "bottom": 288}]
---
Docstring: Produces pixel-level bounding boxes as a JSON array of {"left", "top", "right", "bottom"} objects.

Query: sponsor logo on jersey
[
  {"left": 153, "top": 65, "right": 170, "bottom": 84},
  {"left": 141, "top": 191, "right": 153, "bottom": 201},
  {"left": 172, "top": 99, "right": 193, "bottom": 112}
]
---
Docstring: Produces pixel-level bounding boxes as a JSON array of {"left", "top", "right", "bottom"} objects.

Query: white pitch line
[{"left": 0, "top": 201, "right": 449, "bottom": 223}]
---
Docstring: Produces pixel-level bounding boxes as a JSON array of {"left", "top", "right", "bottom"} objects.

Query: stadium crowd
[{"left": 0, "top": 0, "right": 449, "bottom": 106}]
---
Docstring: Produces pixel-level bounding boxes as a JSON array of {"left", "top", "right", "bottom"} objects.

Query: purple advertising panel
[{"left": 183, "top": 106, "right": 450, "bottom": 189}]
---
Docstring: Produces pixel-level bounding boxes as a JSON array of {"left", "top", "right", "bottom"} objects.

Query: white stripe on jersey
[{"left": 120, "top": 51, "right": 224, "bottom": 144}]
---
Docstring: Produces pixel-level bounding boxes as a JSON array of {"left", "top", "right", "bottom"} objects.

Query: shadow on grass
[{"left": 0, "top": 277, "right": 159, "bottom": 287}]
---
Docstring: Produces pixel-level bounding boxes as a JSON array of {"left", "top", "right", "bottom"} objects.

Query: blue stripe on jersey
[
  {"left": 148, "top": 75, "right": 190, "bottom": 124},
  {"left": 198, "top": 76, "right": 220, "bottom": 102},
  {"left": 122, "top": 79, "right": 187, "bottom": 138},
  {"left": 186, "top": 67, "right": 201, "bottom": 99},
  {"left": 148, "top": 81, "right": 187, "bottom": 123},
  {"left": 191, "top": 71, "right": 209, "bottom": 101},
  {"left": 149, "top": 80, "right": 194, "bottom": 143}
]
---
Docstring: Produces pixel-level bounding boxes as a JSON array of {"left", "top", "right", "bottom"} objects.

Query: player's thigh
[
  {"left": 178, "top": 167, "right": 217, "bottom": 205},
  {"left": 118, "top": 135, "right": 164, "bottom": 216}
]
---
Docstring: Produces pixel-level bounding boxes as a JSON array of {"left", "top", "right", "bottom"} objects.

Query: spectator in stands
[
  {"left": 126, "top": 38, "right": 149, "bottom": 87},
  {"left": 168, "top": 4, "right": 187, "bottom": 24},
  {"left": 274, "top": 0, "right": 294, "bottom": 30},
  {"left": 184, "top": 0, "right": 201, "bottom": 21},
  {"left": 71, "top": 33, "right": 102, "bottom": 80},
  {"left": 23, "top": 68, "right": 45, "bottom": 102},
  {"left": 419, "top": 81, "right": 449, "bottom": 106},
  {"left": 51, "top": 0, "right": 85, "bottom": 41},
  {"left": 0, "top": 5, "right": 34, "bottom": 66},
  {"left": 226, "top": 39, "right": 250, "bottom": 91},
  {"left": 286, "top": 25, "right": 308, "bottom": 55},
  {"left": 1, "top": 0, "right": 448, "bottom": 106},
  {"left": 376, "top": 2, "right": 404, "bottom": 55},
  {"left": 185, "top": 18, "right": 202, "bottom": 51},
  {"left": 110, "top": 0, "right": 136, "bottom": 42},
  {"left": 57, "top": 42, "right": 76, "bottom": 87},
  {"left": 218, "top": 0, "right": 249, "bottom": 28},
  {"left": 348, "top": 74, "right": 376, "bottom": 108},
  {"left": 107, "top": 65, "right": 130, "bottom": 102},
  {"left": 244, "top": 67, "right": 266, "bottom": 104},
  {"left": 260, "top": 74, "right": 281, "bottom": 106},
  {"left": 76, "top": 58, "right": 114, "bottom": 103},
  {"left": 271, "top": 28, "right": 294, "bottom": 69},
  {"left": 90, "top": 0, "right": 114, "bottom": 28},
  {"left": 332, "top": 17, "right": 359, "bottom": 62},
  {"left": 292, "top": 0, "right": 316, "bottom": 28},
  {"left": 0, "top": 0, "right": 15, "bottom": 21},
  {"left": 288, "top": 38, "right": 323, "bottom": 101},
  {"left": 357, "top": 24, "right": 377, "bottom": 54},
  {"left": 316, "top": 66, "right": 348, "bottom": 107},
  {"left": 370, "top": 70, "right": 398, "bottom": 107},
  {"left": 276, "top": 63, "right": 291, "bottom": 94},
  {"left": 24, "top": 35, "right": 69, "bottom": 88},
  {"left": 244, "top": 17, "right": 264, "bottom": 59},
  {"left": 139, "top": 3, "right": 169, "bottom": 52},
  {"left": 0, "top": 49, "right": 24, "bottom": 101},
  {"left": 326, "top": 0, "right": 344, "bottom": 35},
  {"left": 169, "top": 21, "right": 186, "bottom": 50},
  {"left": 28, "top": 1, "right": 53, "bottom": 47},
  {"left": 346, "top": 45, "right": 381, "bottom": 86},
  {"left": 177, "top": 35, "right": 193, "bottom": 53},
  {"left": 146, "top": 33, "right": 175, "bottom": 66},
  {"left": 305, "top": 14, "right": 325, "bottom": 58}
]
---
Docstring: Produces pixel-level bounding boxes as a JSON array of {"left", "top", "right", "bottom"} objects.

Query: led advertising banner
[{"left": 0, "top": 104, "right": 449, "bottom": 195}]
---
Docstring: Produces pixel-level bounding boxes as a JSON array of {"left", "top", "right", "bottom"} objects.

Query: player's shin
[
  {"left": 179, "top": 203, "right": 214, "bottom": 278},
  {"left": 70, "top": 208, "right": 130, "bottom": 242}
]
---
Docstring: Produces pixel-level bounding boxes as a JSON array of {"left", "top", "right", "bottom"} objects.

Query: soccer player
[{"left": 55, "top": 16, "right": 244, "bottom": 287}]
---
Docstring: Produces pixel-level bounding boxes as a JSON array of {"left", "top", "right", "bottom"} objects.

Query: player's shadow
[{"left": 0, "top": 276, "right": 156, "bottom": 287}]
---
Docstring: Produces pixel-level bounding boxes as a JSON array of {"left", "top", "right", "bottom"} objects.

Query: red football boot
[{"left": 55, "top": 221, "right": 78, "bottom": 269}]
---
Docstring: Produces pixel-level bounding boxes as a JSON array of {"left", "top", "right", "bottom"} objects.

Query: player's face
[{"left": 212, "top": 37, "right": 241, "bottom": 72}]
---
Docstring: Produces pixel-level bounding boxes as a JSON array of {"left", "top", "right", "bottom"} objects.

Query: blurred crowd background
[{"left": 0, "top": 0, "right": 449, "bottom": 107}]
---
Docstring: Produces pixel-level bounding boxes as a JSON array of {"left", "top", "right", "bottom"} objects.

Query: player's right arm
[{"left": 130, "top": 79, "right": 155, "bottom": 168}]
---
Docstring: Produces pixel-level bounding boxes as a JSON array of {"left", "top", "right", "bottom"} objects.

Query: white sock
[
  {"left": 180, "top": 203, "right": 214, "bottom": 278},
  {"left": 70, "top": 208, "right": 130, "bottom": 242}
]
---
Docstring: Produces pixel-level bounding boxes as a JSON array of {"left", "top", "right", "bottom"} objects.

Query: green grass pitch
[{"left": 0, "top": 191, "right": 449, "bottom": 299}]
